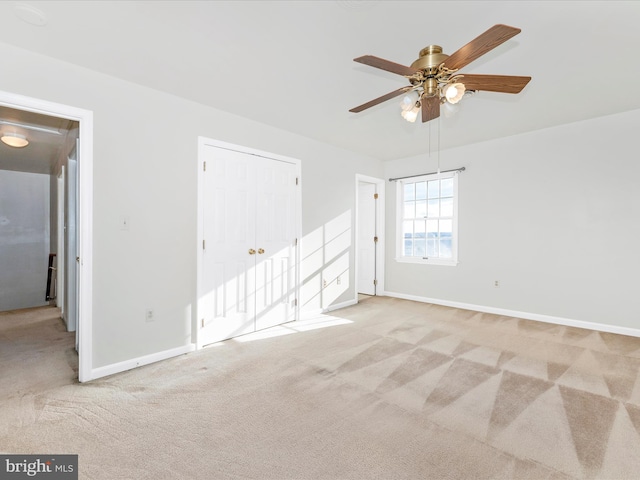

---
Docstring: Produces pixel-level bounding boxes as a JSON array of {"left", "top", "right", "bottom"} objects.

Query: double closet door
[{"left": 199, "top": 143, "right": 299, "bottom": 346}]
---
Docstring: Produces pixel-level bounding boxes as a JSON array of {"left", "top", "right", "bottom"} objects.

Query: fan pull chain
[{"left": 427, "top": 117, "right": 431, "bottom": 161}]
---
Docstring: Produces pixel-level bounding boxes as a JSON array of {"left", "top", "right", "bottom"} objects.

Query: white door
[
  {"left": 65, "top": 157, "right": 78, "bottom": 338},
  {"left": 200, "top": 147, "right": 257, "bottom": 346},
  {"left": 254, "top": 159, "right": 297, "bottom": 331},
  {"left": 199, "top": 144, "right": 299, "bottom": 346},
  {"left": 358, "top": 182, "right": 377, "bottom": 295}
]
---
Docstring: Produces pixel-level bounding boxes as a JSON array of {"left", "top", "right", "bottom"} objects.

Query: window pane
[
  {"left": 440, "top": 219, "right": 452, "bottom": 234},
  {"left": 415, "top": 200, "right": 427, "bottom": 218},
  {"left": 428, "top": 199, "right": 439, "bottom": 217},
  {"left": 403, "top": 220, "right": 414, "bottom": 238},
  {"left": 413, "top": 220, "right": 425, "bottom": 257},
  {"left": 427, "top": 180, "right": 440, "bottom": 199},
  {"left": 404, "top": 239, "right": 413, "bottom": 256},
  {"left": 404, "top": 201, "right": 415, "bottom": 219},
  {"left": 439, "top": 238, "right": 452, "bottom": 258},
  {"left": 415, "top": 182, "right": 427, "bottom": 200},
  {"left": 440, "top": 197, "right": 453, "bottom": 217},
  {"left": 441, "top": 178, "right": 454, "bottom": 197},
  {"left": 426, "top": 219, "right": 438, "bottom": 237},
  {"left": 427, "top": 238, "right": 437, "bottom": 257},
  {"left": 404, "top": 183, "right": 415, "bottom": 201},
  {"left": 403, "top": 219, "right": 414, "bottom": 256}
]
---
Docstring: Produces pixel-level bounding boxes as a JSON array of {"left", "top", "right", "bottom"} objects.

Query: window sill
[{"left": 395, "top": 257, "right": 458, "bottom": 267}]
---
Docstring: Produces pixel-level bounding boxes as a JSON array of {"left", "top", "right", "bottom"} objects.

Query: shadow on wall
[{"left": 301, "top": 210, "right": 351, "bottom": 312}]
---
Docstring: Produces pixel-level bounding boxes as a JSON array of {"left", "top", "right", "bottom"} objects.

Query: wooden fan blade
[
  {"left": 349, "top": 86, "right": 413, "bottom": 113},
  {"left": 422, "top": 96, "right": 440, "bottom": 123},
  {"left": 354, "top": 55, "right": 416, "bottom": 77},
  {"left": 461, "top": 74, "right": 531, "bottom": 94},
  {"left": 444, "top": 24, "right": 521, "bottom": 71}
]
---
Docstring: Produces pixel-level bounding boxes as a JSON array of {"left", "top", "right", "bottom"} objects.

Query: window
[{"left": 397, "top": 171, "right": 458, "bottom": 265}]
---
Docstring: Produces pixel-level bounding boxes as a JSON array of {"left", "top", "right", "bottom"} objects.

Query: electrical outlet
[
  {"left": 145, "top": 309, "right": 154, "bottom": 322},
  {"left": 494, "top": 280, "right": 500, "bottom": 288}
]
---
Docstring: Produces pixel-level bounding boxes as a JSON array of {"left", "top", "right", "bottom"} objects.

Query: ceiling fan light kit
[{"left": 349, "top": 24, "right": 531, "bottom": 124}]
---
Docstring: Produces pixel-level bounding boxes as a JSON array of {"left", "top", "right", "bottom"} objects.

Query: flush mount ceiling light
[
  {"left": 1, "top": 132, "right": 29, "bottom": 148},
  {"left": 349, "top": 24, "right": 531, "bottom": 124}
]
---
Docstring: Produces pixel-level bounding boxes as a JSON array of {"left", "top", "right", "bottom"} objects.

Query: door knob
[
  {"left": 248, "top": 249, "right": 256, "bottom": 255},
  {"left": 258, "top": 248, "right": 265, "bottom": 254}
]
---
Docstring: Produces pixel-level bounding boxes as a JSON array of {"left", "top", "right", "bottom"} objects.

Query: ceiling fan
[{"left": 349, "top": 24, "right": 531, "bottom": 123}]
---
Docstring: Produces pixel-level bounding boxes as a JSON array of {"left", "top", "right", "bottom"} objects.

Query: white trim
[
  {"left": 300, "top": 299, "right": 358, "bottom": 319},
  {"left": 396, "top": 170, "right": 458, "bottom": 266},
  {"left": 383, "top": 291, "right": 640, "bottom": 338},
  {"left": 0, "top": 90, "right": 94, "bottom": 382},
  {"left": 91, "top": 344, "right": 196, "bottom": 381},
  {"left": 355, "top": 174, "right": 386, "bottom": 302},
  {"left": 325, "top": 298, "right": 357, "bottom": 312},
  {"left": 196, "top": 137, "right": 302, "bottom": 349}
]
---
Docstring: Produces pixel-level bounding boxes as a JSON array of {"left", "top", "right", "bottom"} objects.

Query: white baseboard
[
  {"left": 89, "top": 344, "right": 196, "bottom": 381},
  {"left": 325, "top": 298, "right": 358, "bottom": 312},
  {"left": 382, "top": 290, "right": 640, "bottom": 338},
  {"left": 299, "top": 299, "right": 358, "bottom": 320}
]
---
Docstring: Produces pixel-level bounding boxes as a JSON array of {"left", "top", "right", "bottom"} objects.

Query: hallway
[{"left": 0, "top": 306, "right": 77, "bottom": 400}]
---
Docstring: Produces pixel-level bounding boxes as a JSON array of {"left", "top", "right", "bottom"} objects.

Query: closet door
[
  {"left": 200, "top": 147, "right": 257, "bottom": 346},
  {"left": 254, "top": 159, "right": 298, "bottom": 331},
  {"left": 199, "top": 143, "right": 299, "bottom": 346}
]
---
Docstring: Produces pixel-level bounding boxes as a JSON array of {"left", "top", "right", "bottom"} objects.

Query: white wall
[
  {"left": 0, "top": 41, "right": 382, "bottom": 372},
  {"left": 0, "top": 170, "right": 50, "bottom": 311},
  {"left": 384, "top": 108, "right": 640, "bottom": 331}
]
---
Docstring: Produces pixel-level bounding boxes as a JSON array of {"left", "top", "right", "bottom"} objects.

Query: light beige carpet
[{"left": 2, "top": 298, "right": 640, "bottom": 479}]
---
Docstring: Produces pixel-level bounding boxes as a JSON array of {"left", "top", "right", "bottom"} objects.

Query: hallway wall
[{"left": 0, "top": 169, "right": 50, "bottom": 311}]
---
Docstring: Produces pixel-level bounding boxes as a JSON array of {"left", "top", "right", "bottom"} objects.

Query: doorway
[
  {"left": 355, "top": 174, "right": 385, "bottom": 302},
  {"left": 0, "top": 89, "right": 93, "bottom": 382}
]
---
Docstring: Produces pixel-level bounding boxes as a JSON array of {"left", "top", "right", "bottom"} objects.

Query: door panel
[
  {"left": 358, "top": 182, "right": 376, "bottom": 295},
  {"left": 201, "top": 147, "right": 256, "bottom": 345},
  {"left": 254, "top": 159, "right": 297, "bottom": 331},
  {"left": 65, "top": 158, "right": 78, "bottom": 335}
]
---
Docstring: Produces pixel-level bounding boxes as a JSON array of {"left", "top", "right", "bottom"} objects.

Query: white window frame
[{"left": 396, "top": 171, "right": 459, "bottom": 266}]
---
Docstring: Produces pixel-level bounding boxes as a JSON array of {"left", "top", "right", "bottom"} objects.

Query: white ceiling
[{"left": 0, "top": 1, "right": 638, "bottom": 162}]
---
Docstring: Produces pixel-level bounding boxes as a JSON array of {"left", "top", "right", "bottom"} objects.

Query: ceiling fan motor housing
[{"left": 410, "top": 45, "right": 449, "bottom": 74}]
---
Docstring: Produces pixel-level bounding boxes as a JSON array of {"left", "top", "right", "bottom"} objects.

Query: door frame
[
  {"left": 56, "top": 167, "right": 65, "bottom": 319},
  {"left": 0, "top": 89, "right": 94, "bottom": 382},
  {"left": 354, "top": 174, "right": 386, "bottom": 303},
  {"left": 196, "top": 136, "right": 302, "bottom": 348}
]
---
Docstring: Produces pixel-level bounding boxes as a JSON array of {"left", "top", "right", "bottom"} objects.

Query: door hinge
[
  {"left": 374, "top": 236, "right": 378, "bottom": 243},
  {"left": 201, "top": 318, "right": 204, "bottom": 328},
  {"left": 294, "top": 238, "right": 298, "bottom": 246},
  {"left": 295, "top": 177, "right": 299, "bottom": 186},
  {"left": 202, "top": 239, "right": 205, "bottom": 250},
  {"left": 373, "top": 279, "right": 378, "bottom": 286},
  {"left": 293, "top": 298, "right": 298, "bottom": 307},
  {"left": 203, "top": 161, "right": 206, "bottom": 171},
  {"left": 374, "top": 193, "right": 379, "bottom": 199}
]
